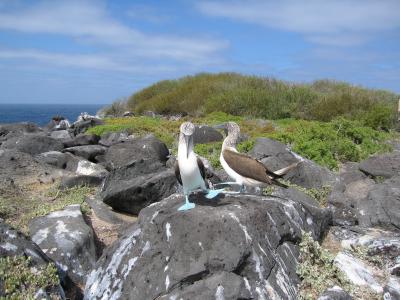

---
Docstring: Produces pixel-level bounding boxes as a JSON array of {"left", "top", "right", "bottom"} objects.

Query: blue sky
[{"left": 0, "top": 0, "right": 399, "bottom": 104}]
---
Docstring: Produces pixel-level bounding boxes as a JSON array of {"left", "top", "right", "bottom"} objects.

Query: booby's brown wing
[
  {"left": 197, "top": 157, "right": 206, "bottom": 180},
  {"left": 174, "top": 158, "right": 206, "bottom": 186},
  {"left": 223, "top": 149, "right": 273, "bottom": 184},
  {"left": 174, "top": 161, "right": 182, "bottom": 185}
]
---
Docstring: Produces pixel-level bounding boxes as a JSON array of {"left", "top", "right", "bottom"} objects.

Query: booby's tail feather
[{"left": 273, "top": 161, "right": 301, "bottom": 176}]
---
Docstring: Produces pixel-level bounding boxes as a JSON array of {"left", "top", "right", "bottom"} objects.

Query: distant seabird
[
  {"left": 215, "top": 122, "right": 299, "bottom": 192},
  {"left": 175, "top": 122, "right": 223, "bottom": 211}
]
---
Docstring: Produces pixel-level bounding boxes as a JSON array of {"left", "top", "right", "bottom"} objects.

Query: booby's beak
[
  {"left": 212, "top": 123, "right": 228, "bottom": 135},
  {"left": 184, "top": 134, "right": 190, "bottom": 159}
]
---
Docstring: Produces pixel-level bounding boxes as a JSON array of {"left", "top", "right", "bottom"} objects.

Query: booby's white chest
[{"left": 178, "top": 150, "right": 205, "bottom": 194}]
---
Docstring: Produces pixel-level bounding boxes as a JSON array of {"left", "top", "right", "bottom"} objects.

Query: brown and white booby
[
  {"left": 175, "top": 122, "right": 223, "bottom": 211},
  {"left": 215, "top": 122, "right": 299, "bottom": 192}
]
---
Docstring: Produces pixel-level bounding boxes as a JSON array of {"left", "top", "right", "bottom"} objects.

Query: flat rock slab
[
  {"left": 359, "top": 152, "right": 400, "bottom": 179},
  {"left": 85, "top": 192, "right": 331, "bottom": 300},
  {"left": 358, "top": 176, "right": 400, "bottom": 229},
  {"left": 335, "top": 252, "right": 382, "bottom": 293},
  {"left": 0, "top": 220, "right": 66, "bottom": 298},
  {"left": 193, "top": 125, "right": 223, "bottom": 144},
  {"left": 104, "top": 135, "right": 169, "bottom": 169},
  {"left": 63, "top": 145, "right": 107, "bottom": 162},
  {"left": 29, "top": 205, "right": 96, "bottom": 285},
  {"left": 1, "top": 134, "right": 64, "bottom": 155}
]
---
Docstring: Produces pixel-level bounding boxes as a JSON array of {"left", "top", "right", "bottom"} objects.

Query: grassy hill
[{"left": 124, "top": 73, "right": 398, "bottom": 130}]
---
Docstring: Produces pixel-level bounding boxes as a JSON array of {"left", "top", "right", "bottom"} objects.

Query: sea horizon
[{"left": 0, "top": 103, "right": 107, "bottom": 126}]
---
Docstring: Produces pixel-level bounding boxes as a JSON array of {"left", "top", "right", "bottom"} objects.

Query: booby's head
[
  {"left": 213, "top": 121, "right": 240, "bottom": 148},
  {"left": 179, "top": 121, "right": 195, "bottom": 158}
]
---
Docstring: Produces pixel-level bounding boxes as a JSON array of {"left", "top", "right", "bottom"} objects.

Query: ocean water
[{"left": 0, "top": 103, "right": 105, "bottom": 126}]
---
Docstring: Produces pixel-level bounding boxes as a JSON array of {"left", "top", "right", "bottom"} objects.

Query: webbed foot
[{"left": 204, "top": 188, "right": 225, "bottom": 199}]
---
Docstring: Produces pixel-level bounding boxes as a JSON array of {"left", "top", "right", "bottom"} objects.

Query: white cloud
[
  {"left": 197, "top": 0, "right": 400, "bottom": 46},
  {"left": 0, "top": 0, "right": 227, "bottom": 68}
]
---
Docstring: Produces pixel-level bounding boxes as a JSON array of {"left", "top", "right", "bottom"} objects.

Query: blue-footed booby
[
  {"left": 175, "top": 122, "right": 224, "bottom": 211},
  {"left": 215, "top": 122, "right": 299, "bottom": 192}
]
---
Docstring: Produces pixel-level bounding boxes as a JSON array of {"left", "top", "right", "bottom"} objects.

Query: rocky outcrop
[
  {"left": 101, "top": 159, "right": 177, "bottom": 214},
  {"left": 72, "top": 119, "right": 104, "bottom": 135},
  {"left": 84, "top": 192, "right": 330, "bottom": 299},
  {"left": 250, "top": 137, "right": 338, "bottom": 189},
  {"left": 29, "top": 205, "right": 97, "bottom": 285},
  {"left": 359, "top": 152, "right": 400, "bottom": 179},
  {"left": 104, "top": 135, "right": 169, "bottom": 169},
  {"left": 0, "top": 220, "right": 66, "bottom": 298},
  {"left": 63, "top": 145, "right": 107, "bottom": 162},
  {"left": 193, "top": 125, "right": 223, "bottom": 144},
  {"left": 358, "top": 176, "right": 400, "bottom": 229},
  {"left": 1, "top": 134, "right": 64, "bottom": 155},
  {"left": 63, "top": 134, "right": 100, "bottom": 148},
  {"left": 0, "top": 122, "right": 42, "bottom": 144},
  {"left": 99, "top": 131, "right": 131, "bottom": 147}
]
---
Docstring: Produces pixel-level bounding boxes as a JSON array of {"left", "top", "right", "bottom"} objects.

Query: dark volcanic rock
[
  {"left": 1, "top": 134, "right": 64, "bottom": 155},
  {"left": 59, "top": 175, "right": 104, "bottom": 190},
  {"left": 317, "top": 286, "right": 352, "bottom": 300},
  {"left": 250, "top": 137, "right": 338, "bottom": 189},
  {"left": 104, "top": 135, "right": 169, "bottom": 169},
  {"left": 0, "top": 149, "right": 63, "bottom": 188},
  {"left": 359, "top": 152, "right": 400, "bottom": 179},
  {"left": 101, "top": 159, "right": 177, "bottom": 214},
  {"left": 35, "top": 151, "right": 80, "bottom": 171},
  {"left": 0, "top": 220, "right": 66, "bottom": 298},
  {"left": 193, "top": 125, "right": 223, "bottom": 144},
  {"left": 50, "top": 130, "right": 72, "bottom": 140},
  {"left": 384, "top": 277, "right": 400, "bottom": 300},
  {"left": 63, "top": 134, "right": 100, "bottom": 148},
  {"left": 30, "top": 205, "right": 96, "bottom": 285},
  {"left": 0, "top": 122, "right": 42, "bottom": 144},
  {"left": 84, "top": 192, "right": 330, "bottom": 299},
  {"left": 72, "top": 119, "right": 104, "bottom": 135},
  {"left": 358, "top": 176, "right": 400, "bottom": 229},
  {"left": 328, "top": 162, "right": 375, "bottom": 226},
  {"left": 63, "top": 145, "right": 107, "bottom": 162},
  {"left": 99, "top": 131, "right": 131, "bottom": 147}
]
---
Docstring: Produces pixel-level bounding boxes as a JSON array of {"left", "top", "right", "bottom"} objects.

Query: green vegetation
[
  {"left": 126, "top": 73, "right": 398, "bottom": 129},
  {"left": 88, "top": 112, "right": 395, "bottom": 170},
  {"left": 0, "top": 185, "right": 93, "bottom": 233},
  {"left": 297, "top": 232, "right": 352, "bottom": 299},
  {"left": 0, "top": 256, "right": 60, "bottom": 299}
]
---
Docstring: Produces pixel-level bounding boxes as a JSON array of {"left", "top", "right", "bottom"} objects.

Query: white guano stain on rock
[
  {"left": 32, "top": 227, "right": 50, "bottom": 245},
  {"left": 85, "top": 228, "right": 141, "bottom": 299},
  {"left": 335, "top": 252, "right": 383, "bottom": 293},
  {"left": 306, "top": 217, "right": 313, "bottom": 225},
  {"left": 255, "top": 286, "right": 267, "bottom": 300},
  {"left": 228, "top": 212, "right": 252, "bottom": 243},
  {"left": 215, "top": 285, "right": 224, "bottom": 300},
  {"left": 165, "top": 275, "right": 170, "bottom": 291},
  {"left": 150, "top": 211, "right": 159, "bottom": 223},
  {"left": 198, "top": 241, "right": 204, "bottom": 250},
  {"left": 47, "top": 206, "right": 81, "bottom": 218},
  {"left": 166, "top": 223, "right": 172, "bottom": 242},
  {"left": 243, "top": 277, "right": 252, "bottom": 295},
  {"left": 0, "top": 242, "right": 17, "bottom": 251}
]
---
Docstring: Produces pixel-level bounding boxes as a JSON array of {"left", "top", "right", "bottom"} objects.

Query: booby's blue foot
[
  {"left": 204, "top": 188, "right": 225, "bottom": 199},
  {"left": 178, "top": 195, "right": 195, "bottom": 211},
  {"left": 178, "top": 202, "right": 195, "bottom": 211}
]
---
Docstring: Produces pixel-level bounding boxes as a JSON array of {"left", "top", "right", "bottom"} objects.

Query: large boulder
[
  {"left": 101, "top": 159, "right": 177, "bottom": 214},
  {"left": 63, "top": 145, "right": 107, "bottom": 162},
  {"left": 358, "top": 176, "right": 400, "bottom": 229},
  {"left": 29, "top": 205, "right": 97, "bottom": 285},
  {"left": 84, "top": 192, "right": 331, "bottom": 299},
  {"left": 104, "top": 135, "right": 169, "bottom": 169},
  {"left": 193, "top": 125, "right": 223, "bottom": 144},
  {"left": 99, "top": 131, "right": 132, "bottom": 147},
  {"left": 63, "top": 134, "right": 100, "bottom": 148},
  {"left": 359, "top": 152, "right": 400, "bottom": 179},
  {"left": 1, "top": 134, "right": 64, "bottom": 155},
  {"left": 250, "top": 138, "right": 338, "bottom": 189},
  {"left": 0, "top": 220, "right": 66, "bottom": 298},
  {"left": 327, "top": 162, "right": 375, "bottom": 226},
  {"left": 35, "top": 151, "right": 80, "bottom": 171},
  {"left": 0, "top": 122, "right": 42, "bottom": 144},
  {"left": 72, "top": 119, "right": 104, "bottom": 135},
  {"left": 50, "top": 130, "right": 72, "bottom": 140},
  {"left": 0, "top": 149, "right": 63, "bottom": 189}
]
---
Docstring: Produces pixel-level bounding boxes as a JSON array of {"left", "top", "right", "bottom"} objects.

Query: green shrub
[
  {"left": 122, "top": 73, "right": 398, "bottom": 128},
  {"left": 0, "top": 256, "right": 60, "bottom": 299}
]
